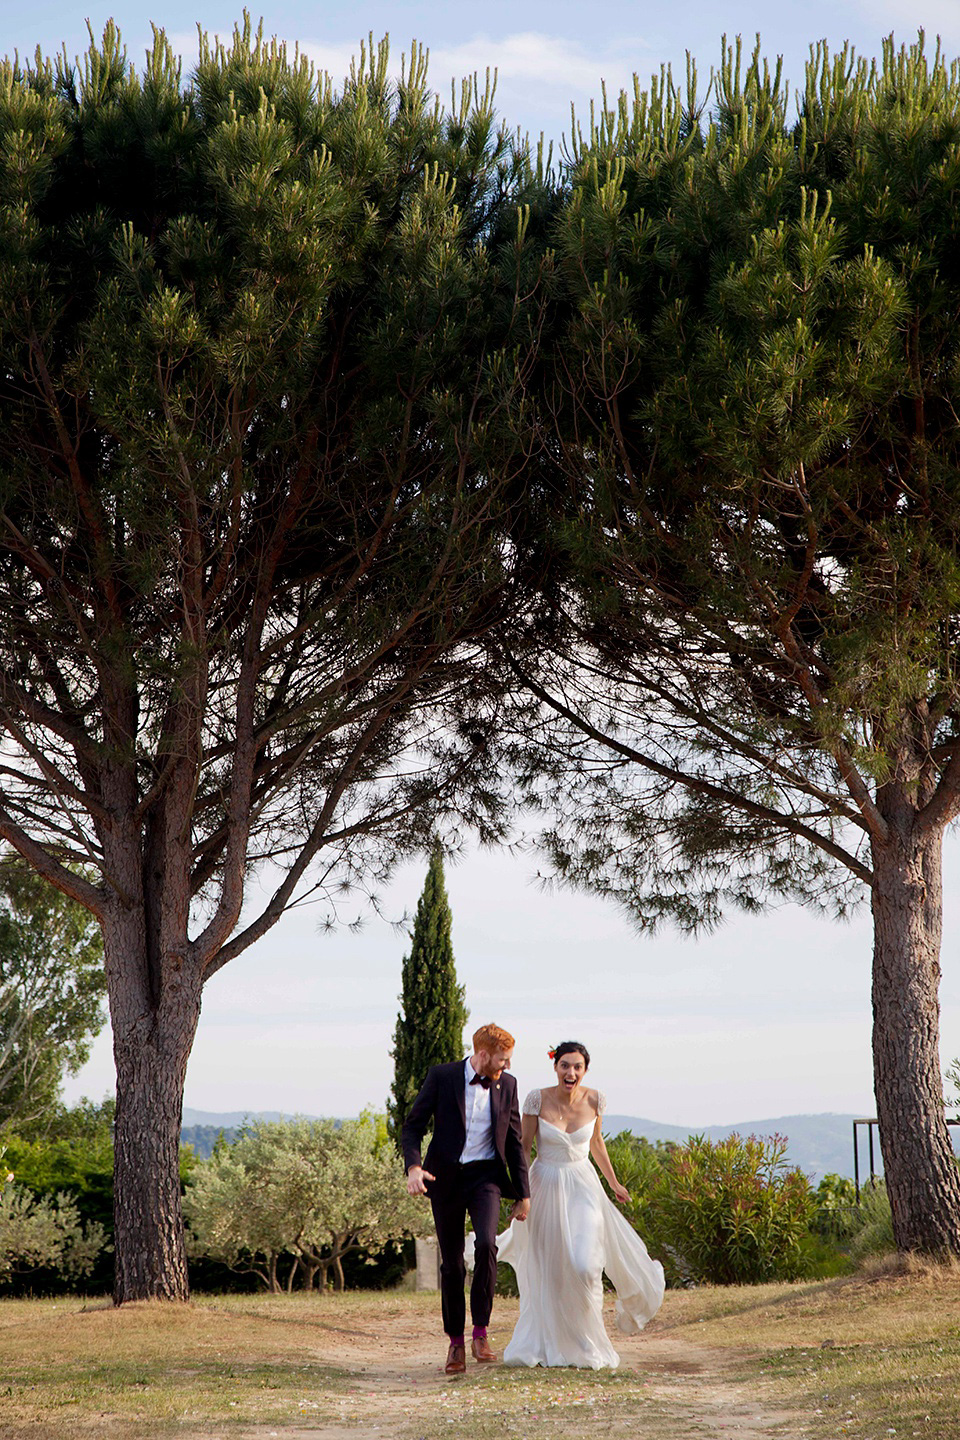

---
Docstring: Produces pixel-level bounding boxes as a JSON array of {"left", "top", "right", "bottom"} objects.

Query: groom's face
[{"left": 479, "top": 1046, "right": 513, "bottom": 1081}]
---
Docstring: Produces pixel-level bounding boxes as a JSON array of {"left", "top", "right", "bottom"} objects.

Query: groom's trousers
[{"left": 430, "top": 1158, "right": 501, "bottom": 1338}]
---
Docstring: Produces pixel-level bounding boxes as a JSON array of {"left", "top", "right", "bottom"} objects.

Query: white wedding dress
[{"left": 497, "top": 1089, "right": 665, "bottom": 1369}]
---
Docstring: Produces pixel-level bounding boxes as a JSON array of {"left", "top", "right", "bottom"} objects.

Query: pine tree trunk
[
  {"left": 105, "top": 897, "right": 203, "bottom": 1303},
  {"left": 871, "top": 790, "right": 960, "bottom": 1254}
]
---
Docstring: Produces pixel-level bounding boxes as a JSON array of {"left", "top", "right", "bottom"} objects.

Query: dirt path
[{"left": 221, "top": 1298, "right": 808, "bottom": 1440}]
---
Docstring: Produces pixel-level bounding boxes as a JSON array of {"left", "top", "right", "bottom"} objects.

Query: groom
[{"left": 402, "top": 1022, "right": 530, "bottom": 1374}]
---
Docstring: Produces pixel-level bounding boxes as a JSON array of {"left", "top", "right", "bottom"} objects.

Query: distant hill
[
  {"left": 181, "top": 1107, "right": 331, "bottom": 1160},
  {"left": 182, "top": 1108, "right": 309, "bottom": 1127},
  {"left": 181, "top": 1104, "right": 960, "bottom": 1178},
  {"left": 606, "top": 1115, "right": 960, "bottom": 1182},
  {"left": 601, "top": 1113, "right": 874, "bottom": 1182},
  {"left": 181, "top": 1123, "right": 239, "bottom": 1157},
  {"left": 181, "top": 1105, "right": 874, "bottom": 1176}
]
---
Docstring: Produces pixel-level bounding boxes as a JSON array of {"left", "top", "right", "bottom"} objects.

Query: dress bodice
[
  {"left": 535, "top": 1117, "right": 593, "bottom": 1166},
  {"left": 522, "top": 1088, "right": 605, "bottom": 1169}
]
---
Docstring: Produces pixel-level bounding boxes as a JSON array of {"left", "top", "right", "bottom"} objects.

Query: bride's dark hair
[{"left": 553, "top": 1040, "right": 590, "bottom": 1069}]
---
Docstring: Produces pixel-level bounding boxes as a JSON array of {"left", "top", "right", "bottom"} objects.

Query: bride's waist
[{"left": 533, "top": 1153, "right": 590, "bottom": 1169}]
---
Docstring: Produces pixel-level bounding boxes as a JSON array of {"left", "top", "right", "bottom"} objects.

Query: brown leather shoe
[
  {"left": 471, "top": 1335, "right": 497, "bottom": 1363},
  {"left": 444, "top": 1343, "right": 466, "bottom": 1374}
]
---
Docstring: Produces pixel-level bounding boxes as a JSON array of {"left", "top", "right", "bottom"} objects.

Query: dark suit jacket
[{"left": 401, "top": 1060, "right": 530, "bottom": 1201}]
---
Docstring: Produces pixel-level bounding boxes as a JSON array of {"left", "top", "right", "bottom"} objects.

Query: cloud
[
  {"left": 245, "top": 32, "right": 653, "bottom": 100},
  {"left": 167, "top": 28, "right": 658, "bottom": 136},
  {"left": 413, "top": 33, "right": 647, "bottom": 96}
]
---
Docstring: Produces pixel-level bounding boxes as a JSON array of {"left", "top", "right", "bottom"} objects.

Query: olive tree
[
  {"left": 185, "top": 1114, "right": 427, "bottom": 1291},
  {"left": 0, "top": 1150, "right": 107, "bottom": 1282}
]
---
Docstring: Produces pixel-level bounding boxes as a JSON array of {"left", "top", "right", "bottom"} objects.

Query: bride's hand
[{"left": 611, "top": 1180, "right": 630, "bottom": 1204}]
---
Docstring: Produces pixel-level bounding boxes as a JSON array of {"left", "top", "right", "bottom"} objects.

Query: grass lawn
[
  {"left": 0, "top": 1262, "right": 958, "bottom": 1437},
  {"left": 0, "top": 1293, "right": 350, "bottom": 1435},
  {"left": 661, "top": 1257, "right": 960, "bottom": 1438}
]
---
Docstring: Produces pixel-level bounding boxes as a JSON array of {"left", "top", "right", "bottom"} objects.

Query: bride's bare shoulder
[{"left": 586, "top": 1087, "right": 607, "bottom": 1115}]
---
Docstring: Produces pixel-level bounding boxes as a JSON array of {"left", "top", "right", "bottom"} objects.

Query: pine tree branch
[{"left": 506, "top": 654, "right": 874, "bottom": 886}]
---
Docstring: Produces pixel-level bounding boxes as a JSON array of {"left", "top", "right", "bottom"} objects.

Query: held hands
[
  {"left": 509, "top": 1197, "right": 531, "bottom": 1222},
  {"left": 611, "top": 1180, "right": 630, "bottom": 1205},
  {"left": 406, "top": 1165, "right": 435, "bottom": 1196}
]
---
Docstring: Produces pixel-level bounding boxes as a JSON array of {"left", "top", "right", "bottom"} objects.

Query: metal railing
[{"left": 853, "top": 1117, "right": 960, "bottom": 1201}]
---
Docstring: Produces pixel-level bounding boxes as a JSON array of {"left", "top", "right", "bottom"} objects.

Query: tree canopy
[
  {"left": 0, "top": 18, "right": 548, "bottom": 1299},
  {"left": 0, "top": 854, "right": 105, "bottom": 1130},
  {"left": 496, "top": 34, "right": 960, "bottom": 1252}
]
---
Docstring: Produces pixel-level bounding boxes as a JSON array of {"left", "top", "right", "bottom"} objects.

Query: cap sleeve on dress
[
  {"left": 522, "top": 1088, "right": 542, "bottom": 1115},
  {"left": 596, "top": 1090, "right": 607, "bottom": 1115}
]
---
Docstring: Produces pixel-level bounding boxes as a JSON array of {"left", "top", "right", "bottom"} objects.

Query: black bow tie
[{"left": 470, "top": 1073, "right": 491, "bottom": 1089}]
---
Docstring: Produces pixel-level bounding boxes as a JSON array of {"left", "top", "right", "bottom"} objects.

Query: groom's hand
[
  {"left": 509, "top": 1197, "right": 531, "bottom": 1222},
  {"left": 406, "top": 1165, "right": 434, "bottom": 1196}
]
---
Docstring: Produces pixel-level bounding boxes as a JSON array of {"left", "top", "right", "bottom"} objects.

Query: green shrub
[
  {"left": 603, "top": 1131, "right": 672, "bottom": 1207},
  {"left": 811, "top": 1172, "right": 861, "bottom": 1242},
  {"left": 846, "top": 1182, "right": 894, "bottom": 1261},
  {"left": 0, "top": 1148, "right": 108, "bottom": 1284},
  {"left": 794, "top": 1231, "right": 856, "bottom": 1278},
  {"left": 597, "top": 1130, "right": 676, "bottom": 1279},
  {"left": 648, "top": 1133, "right": 814, "bottom": 1285},
  {"left": 1, "top": 1099, "right": 115, "bottom": 1292}
]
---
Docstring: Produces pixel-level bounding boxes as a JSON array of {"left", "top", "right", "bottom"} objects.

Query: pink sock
[
  {"left": 449, "top": 1334, "right": 465, "bottom": 1347},
  {"left": 472, "top": 1325, "right": 487, "bottom": 1340}
]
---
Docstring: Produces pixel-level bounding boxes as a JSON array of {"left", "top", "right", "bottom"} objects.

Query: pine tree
[
  {"left": 0, "top": 21, "right": 547, "bottom": 1300},
  {"left": 499, "top": 34, "right": 960, "bottom": 1255},
  {"left": 388, "top": 847, "right": 468, "bottom": 1144}
]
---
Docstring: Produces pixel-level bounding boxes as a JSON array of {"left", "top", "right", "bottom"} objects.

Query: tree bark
[
  {"left": 105, "top": 897, "right": 203, "bottom": 1303},
  {"left": 285, "top": 1255, "right": 300, "bottom": 1292},
  {"left": 332, "top": 1241, "right": 346, "bottom": 1292},
  {"left": 871, "top": 785, "right": 960, "bottom": 1254}
]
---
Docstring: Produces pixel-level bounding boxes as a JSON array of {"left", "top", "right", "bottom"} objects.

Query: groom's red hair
[{"left": 472, "top": 1022, "right": 515, "bottom": 1053}]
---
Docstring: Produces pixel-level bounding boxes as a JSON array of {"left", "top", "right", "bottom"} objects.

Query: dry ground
[{"left": 2, "top": 1263, "right": 959, "bottom": 1439}]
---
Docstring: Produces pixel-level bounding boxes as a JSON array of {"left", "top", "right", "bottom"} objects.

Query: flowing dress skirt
[{"left": 497, "top": 1132, "right": 664, "bottom": 1368}]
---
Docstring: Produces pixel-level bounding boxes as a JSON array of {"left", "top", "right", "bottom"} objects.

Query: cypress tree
[{"left": 388, "top": 847, "right": 468, "bottom": 1143}]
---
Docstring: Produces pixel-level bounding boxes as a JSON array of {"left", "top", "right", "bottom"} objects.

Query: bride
[{"left": 496, "top": 1040, "right": 665, "bottom": 1368}]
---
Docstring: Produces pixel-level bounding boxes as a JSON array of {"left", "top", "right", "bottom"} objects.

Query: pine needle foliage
[
  {"left": 0, "top": 15, "right": 553, "bottom": 1300},
  {"left": 497, "top": 32, "right": 960, "bottom": 1256}
]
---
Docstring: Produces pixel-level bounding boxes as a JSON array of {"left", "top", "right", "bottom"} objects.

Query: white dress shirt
[{"left": 460, "top": 1057, "right": 496, "bottom": 1163}]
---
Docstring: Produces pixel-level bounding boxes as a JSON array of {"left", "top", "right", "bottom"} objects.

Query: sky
[
  {"left": 63, "top": 835, "right": 960, "bottom": 1127},
  {"left": 11, "top": 0, "right": 960, "bottom": 1127},
  {"left": 9, "top": 1, "right": 960, "bottom": 152}
]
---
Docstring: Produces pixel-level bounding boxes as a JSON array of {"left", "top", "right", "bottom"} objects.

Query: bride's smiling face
[{"left": 555, "top": 1051, "right": 587, "bottom": 1093}]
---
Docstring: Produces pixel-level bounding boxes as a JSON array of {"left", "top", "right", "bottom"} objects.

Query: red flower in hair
[{"left": 547, "top": 1047, "right": 556, "bottom": 1060}]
